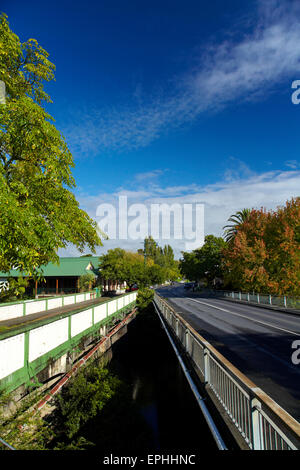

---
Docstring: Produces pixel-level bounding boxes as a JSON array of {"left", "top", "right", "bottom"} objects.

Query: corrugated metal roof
[{"left": 0, "top": 256, "right": 100, "bottom": 278}]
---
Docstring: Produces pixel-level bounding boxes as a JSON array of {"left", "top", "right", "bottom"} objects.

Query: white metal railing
[
  {"left": 203, "top": 289, "right": 300, "bottom": 310},
  {"left": 154, "top": 292, "right": 300, "bottom": 450}
]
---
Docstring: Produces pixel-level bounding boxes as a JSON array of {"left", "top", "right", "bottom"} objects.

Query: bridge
[
  {"left": 153, "top": 284, "right": 300, "bottom": 450},
  {"left": 0, "top": 290, "right": 137, "bottom": 402},
  {"left": 1, "top": 283, "right": 300, "bottom": 451}
]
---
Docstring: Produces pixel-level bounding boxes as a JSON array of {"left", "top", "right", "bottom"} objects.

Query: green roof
[{"left": 0, "top": 256, "right": 100, "bottom": 278}]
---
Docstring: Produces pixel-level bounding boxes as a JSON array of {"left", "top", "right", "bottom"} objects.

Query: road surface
[{"left": 156, "top": 283, "right": 300, "bottom": 422}]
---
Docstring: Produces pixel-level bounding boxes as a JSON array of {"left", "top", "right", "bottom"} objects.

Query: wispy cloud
[
  {"left": 285, "top": 159, "right": 299, "bottom": 169},
  {"left": 134, "top": 169, "right": 165, "bottom": 181},
  {"left": 63, "top": 0, "right": 300, "bottom": 157}
]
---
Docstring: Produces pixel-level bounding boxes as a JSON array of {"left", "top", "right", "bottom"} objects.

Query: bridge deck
[{"left": 156, "top": 284, "right": 300, "bottom": 422}]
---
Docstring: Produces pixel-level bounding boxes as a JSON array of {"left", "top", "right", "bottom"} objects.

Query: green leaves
[
  {"left": 222, "top": 208, "right": 251, "bottom": 243},
  {"left": 98, "top": 245, "right": 177, "bottom": 289},
  {"left": 55, "top": 366, "right": 121, "bottom": 439},
  {"left": 0, "top": 14, "right": 103, "bottom": 274},
  {"left": 180, "top": 235, "right": 226, "bottom": 285}
]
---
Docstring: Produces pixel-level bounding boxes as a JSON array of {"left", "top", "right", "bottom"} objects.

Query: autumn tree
[
  {"left": 223, "top": 198, "right": 300, "bottom": 296},
  {"left": 0, "top": 13, "right": 103, "bottom": 275}
]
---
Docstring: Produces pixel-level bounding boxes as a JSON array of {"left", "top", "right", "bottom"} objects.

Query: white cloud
[
  {"left": 134, "top": 169, "right": 165, "bottom": 181},
  {"left": 59, "top": 167, "right": 300, "bottom": 259}
]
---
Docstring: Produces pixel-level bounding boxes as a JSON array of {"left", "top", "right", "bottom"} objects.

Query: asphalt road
[{"left": 156, "top": 283, "right": 300, "bottom": 422}]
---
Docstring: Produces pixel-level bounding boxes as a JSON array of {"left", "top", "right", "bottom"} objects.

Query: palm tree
[{"left": 222, "top": 208, "right": 251, "bottom": 243}]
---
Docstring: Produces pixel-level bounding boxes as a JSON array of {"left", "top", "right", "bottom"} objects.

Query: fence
[
  {"left": 0, "top": 290, "right": 97, "bottom": 322},
  {"left": 154, "top": 292, "right": 300, "bottom": 450},
  {"left": 203, "top": 289, "right": 300, "bottom": 310}
]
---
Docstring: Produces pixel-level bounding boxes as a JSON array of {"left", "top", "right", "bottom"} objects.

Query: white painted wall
[
  {"left": 0, "top": 291, "right": 92, "bottom": 322},
  {"left": 29, "top": 318, "right": 69, "bottom": 362},
  {"left": 47, "top": 298, "right": 63, "bottom": 310},
  {"left": 63, "top": 295, "right": 76, "bottom": 306},
  {"left": 0, "top": 304, "right": 23, "bottom": 322},
  {"left": 108, "top": 300, "right": 117, "bottom": 315},
  {"left": 26, "top": 299, "right": 47, "bottom": 315},
  {"left": 0, "top": 334, "right": 25, "bottom": 379},
  {"left": 0, "top": 292, "right": 136, "bottom": 382},
  {"left": 94, "top": 304, "right": 107, "bottom": 323},
  {"left": 71, "top": 309, "right": 93, "bottom": 337}
]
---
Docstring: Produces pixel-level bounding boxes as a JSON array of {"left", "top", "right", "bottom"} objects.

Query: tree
[
  {"left": 223, "top": 209, "right": 269, "bottom": 292},
  {"left": 0, "top": 276, "right": 28, "bottom": 302},
  {"left": 99, "top": 249, "right": 146, "bottom": 290},
  {"left": 223, "top": 198, "right": 300, "bottom": 296},
  {"left": 99, "top": 248, "right": 168, "bottom": 289},
  {"left": 143, "top": 236, "right": 158, "bottom": 262},
  {"left": 180, "top": 235, "right": 227, "bottom": 286},
  {"left": 0, "top": 14, "right": 103, "bottom": 275},
  {"left": 78, "top": 273, "right": 95, "bottom": 292},
  {"left": 222, "top": 209, "right": 251, "bottom": 243}
]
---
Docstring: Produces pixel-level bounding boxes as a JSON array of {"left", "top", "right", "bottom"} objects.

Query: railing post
[
  {"left": 204, "top": 348, "right": 210, "bottom": 384},
  {"left": 257, "top": 293, "right": 260, "bottom": 304},
  {"left": 251, "top": 398, "right": 264, "bottom": 450},
  {"left": 185, "top": 330, "right": 189, "bottom": 353}
]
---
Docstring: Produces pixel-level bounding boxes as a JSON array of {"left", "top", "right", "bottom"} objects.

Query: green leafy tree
[
  {"left": 54, "top": 366, "right": 121, "bottom": 439},
  {"left": 99, "top": 248, "right": 168, "bottom": 289},
  {"left": 136, "top": 288, "right": 154, "bottom": 311},
  {"left": 143, "top": 236, "right": 158, "bottom": 262},
  {"left": 78, "top": 273, "right": 95, "bottom": 292},
  {"left": 0, "top": 276, "right": 28, "bottom": 302},
  {"left": 180, "top": 235, "right": 227, "bottom": 286},
  {"left": 0, "top": 14, "right": 103, "bottom": 275}
]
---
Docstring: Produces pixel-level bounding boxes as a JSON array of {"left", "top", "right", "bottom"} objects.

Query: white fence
[
  {"left": 206, "top": 289, "right": 300, "bottom": 310},
  {"left": 154, "top": 293, "right": 300, "bottom": 450},
  {"left": 0, "top": 292, "right": 137, "bottom": 385},
  {"left": 0, "top": 291, "right": 96, "bottom": 322}
]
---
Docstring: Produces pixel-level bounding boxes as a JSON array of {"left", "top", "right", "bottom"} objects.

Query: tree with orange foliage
[{"left": 223, "top": 198, "right": 300, "bottom": 296}]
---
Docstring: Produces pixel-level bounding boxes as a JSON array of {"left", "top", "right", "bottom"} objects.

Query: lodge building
[{"left": 0, "top": 256, "right": 126, "bottom": 297}]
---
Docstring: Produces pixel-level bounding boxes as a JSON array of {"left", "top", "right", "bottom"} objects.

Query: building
[
  {"left": 0, "top": 256, "right": 126, "bottom": 297},
  {"left": 0, "top": 257, "right": 99, "bottom": 296}
]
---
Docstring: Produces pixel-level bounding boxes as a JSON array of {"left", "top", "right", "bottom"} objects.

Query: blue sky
[{"left": 2, "top": 0, "right": 300, "bottom": 257}]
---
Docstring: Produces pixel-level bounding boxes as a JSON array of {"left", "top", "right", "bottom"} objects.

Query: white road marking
[{"left": 187, "top": 298, "right": 300, "bottom": 337}]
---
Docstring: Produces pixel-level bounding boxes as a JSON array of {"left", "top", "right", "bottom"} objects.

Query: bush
[
  {"left": 136, "top": 288, "right": 154, "bottom": 311},
  {"left": 78, "top": 273, "right": 95, "bottom": 291}
]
